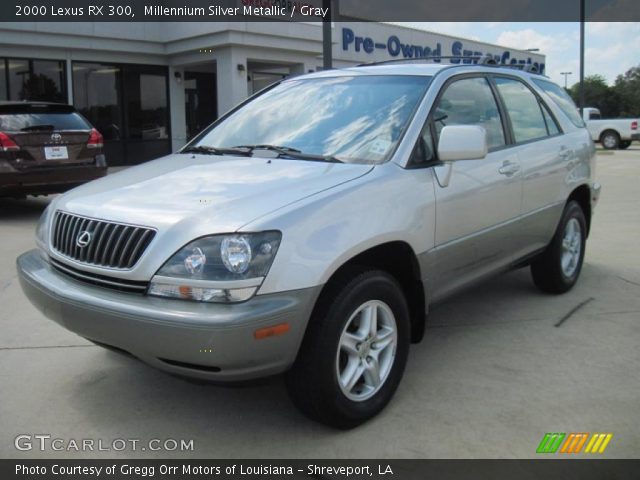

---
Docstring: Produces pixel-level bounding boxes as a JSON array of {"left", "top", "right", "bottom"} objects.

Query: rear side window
[
  {"left": 433, "top": 77, "right": 506, "bottom": 150},
  {"left": 494, "top": 77, "right": 549, "bottom": 143},
  {"left": 0, "top": 112, "right": 91, "bottom": 131},
  {"left": 541, "top": 104, "right": 561, "bottom": 136},
  {"left": 532, "top": 79, "right": 585, "bottom": 128}
]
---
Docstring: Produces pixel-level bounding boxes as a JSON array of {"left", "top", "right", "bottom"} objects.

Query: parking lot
[{"left": 1, "top": 147, "right": 639, "bottom": 459}]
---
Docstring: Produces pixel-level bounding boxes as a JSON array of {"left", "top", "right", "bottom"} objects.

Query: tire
[
  {"left": 531, "top": 201, "right": 587, "bottom": 294},
  {"left": 619, "top": 140, "right": 631, "bottom": 150},
  {"left": 601, "top": 130, "right": 620, "bottom": 150},
  {"left": 286, "top": 268, "right": 410, "bottom": 429}
]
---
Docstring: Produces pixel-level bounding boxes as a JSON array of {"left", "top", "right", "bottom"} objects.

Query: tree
[
  {"left": 568, "top": 75, "right": 620, "bottom": 117},
  {"left": 568, "top": 66, "right": 640, "bottom": 118},
  {"left": 612, "top": 66, "right": 640, "bottom": 117}
]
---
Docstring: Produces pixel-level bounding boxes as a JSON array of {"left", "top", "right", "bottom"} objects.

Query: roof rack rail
[
  {"left": 356, "top": 55, "right": 485, "bottom": 67},
  {"left": 355, "top": 56, "right": 542, "bottom": 74}
]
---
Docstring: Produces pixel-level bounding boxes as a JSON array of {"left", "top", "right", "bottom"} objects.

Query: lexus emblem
[
  {"left": 76, "top": 231, "right": 92, "bottom": 248},
  {"left": 50, "top": 133, "right": 62, "bottom": 143}
]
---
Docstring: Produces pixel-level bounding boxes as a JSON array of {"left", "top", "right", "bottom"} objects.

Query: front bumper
[{"left": 17, "top": 250, "right": 320, "bottom": 381}]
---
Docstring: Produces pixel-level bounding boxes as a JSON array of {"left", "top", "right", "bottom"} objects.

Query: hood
[{"left": 57, "top": 153, "right": 373, "bottom": 233}]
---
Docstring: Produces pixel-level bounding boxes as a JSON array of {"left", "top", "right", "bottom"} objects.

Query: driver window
[{"left": 433, "top": 77, "right": 506, "bottom": 151}]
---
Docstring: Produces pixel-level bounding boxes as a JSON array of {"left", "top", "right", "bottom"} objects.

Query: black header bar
[
  {"left": 3, "top": 459, "right": 640, "bottom": 480},
  {"left": 1, "top": 0, "right": 639, "bottom": 22}
]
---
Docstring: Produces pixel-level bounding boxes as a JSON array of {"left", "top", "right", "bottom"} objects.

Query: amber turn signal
[{"left": 254, "top": 323, "right": 290, "bottom": 340}]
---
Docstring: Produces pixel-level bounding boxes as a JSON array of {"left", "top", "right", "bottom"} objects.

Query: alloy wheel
[
  {"left": 561, "top": 217, "right": 582, "bottom": 278},
  {"left": 336, "top": 300, "right": 398, "bottom": 402}
]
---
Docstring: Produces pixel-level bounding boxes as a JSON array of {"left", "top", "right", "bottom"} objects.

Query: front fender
[{"left": 245, "top": 163, "right": 437, "bottom": 295}]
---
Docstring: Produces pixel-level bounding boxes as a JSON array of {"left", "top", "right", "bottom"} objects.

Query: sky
[{"left": 396, "top": 22, "right": 640, "bottom": 87}]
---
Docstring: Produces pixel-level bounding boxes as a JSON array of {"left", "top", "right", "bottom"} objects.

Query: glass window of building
[
  {"left": 184, "top": 71, "right": 217, "bottom": 140},
  {"left": 7, "top": 59, "right": 29, "bottom": 101},
  {"left": 0, "top": 60, "right": 7, "bottom": 100},
  {"left": 5, "top": 58, "right": 66, "bottom": 102},
  {"left": 73, "top": 63, "right": 122, "bottom": 141},
  {"left": 124, "top": 68, "right": 169, "bottom": 140},
  {"left": 31, "top": 60, "right": 66, "bottom": 102},
  {"left": 72, "top": 61, "right": 170, "bottom": 165}
]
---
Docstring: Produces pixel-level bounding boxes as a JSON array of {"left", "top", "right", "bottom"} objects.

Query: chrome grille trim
[
  {"left": 50, "top": 258, "right": 148, "bottom": 293},
  {"left": 51, "top": 211, "right": 156, "bottom": 269}
]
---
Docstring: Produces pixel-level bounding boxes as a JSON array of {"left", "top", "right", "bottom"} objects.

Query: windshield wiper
[
  {"left": 233, "top": 144, "right": 301, "bottom": 154},
  {"left": 233, "top": 144, "right": 344, "bottom": 163},
  {"left": 287, "top": 152, "right": 344, "bottom": 164},
  {"left": 181, "top": 145, "right": 251, "bottom": 156},
  {"left": 21, "top": 124, "right": 55, "bottom": 132}
]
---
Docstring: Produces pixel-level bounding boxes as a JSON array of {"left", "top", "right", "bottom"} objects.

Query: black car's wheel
[
  {"left": 601, "top": 130, "right": 620, "bottom": 150},
  {"left": 531, "top": 201, "right": 587, "bottom": 294},
  {"left": 286, "top": 269, "right": 410, "bottom": 429},
  {"left": 619, "top": 140, "right": 631, "bottom": 150}
]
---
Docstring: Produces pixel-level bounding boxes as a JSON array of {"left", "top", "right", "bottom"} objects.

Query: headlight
[
  {"left": 221, "top": 236, "right": 252, "bottom": 274},
  {"left": 35, "top": 205, "right": 52, "bottom": 254},
  {"left": 148, "top": 231, "right": 281, "bottom": 303}
]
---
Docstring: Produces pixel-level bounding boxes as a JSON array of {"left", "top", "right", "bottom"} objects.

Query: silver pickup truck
[{"left": 17, "top": 62, "right": 600, "bottom": 429}]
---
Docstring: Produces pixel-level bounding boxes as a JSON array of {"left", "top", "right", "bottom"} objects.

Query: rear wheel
[
  {"left": 601, "top": 130, "right": 620, "bottom": 150},
  {"left": 619, "top": 140, "right": 631, "bottom": 150},
  {"left": 286, "top": 269, "right": 410, "bottom": 429},
  {"left": 531, "top": 201, "right": 586, "bottom": 294}
]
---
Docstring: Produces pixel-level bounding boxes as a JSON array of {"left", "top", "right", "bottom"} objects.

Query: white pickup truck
[{"left": 583, "top": 107, "right": 639, "bottom": 150}]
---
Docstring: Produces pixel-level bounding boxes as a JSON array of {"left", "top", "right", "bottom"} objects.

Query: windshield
[{"left": 192, "top": 75, "right": 432, "bottom": 164}]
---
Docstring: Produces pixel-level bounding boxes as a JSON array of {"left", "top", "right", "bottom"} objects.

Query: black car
[{"left": 0, "top": 102, "right": 107, "bottom": 197}]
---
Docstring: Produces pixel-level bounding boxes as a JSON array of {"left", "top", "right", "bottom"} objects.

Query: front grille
[
  {"left": 50, "top": 258, "right": 148, "bottom": 293},
  {"left": 51, "top": 211, "right": 156, "bottom": 269}
]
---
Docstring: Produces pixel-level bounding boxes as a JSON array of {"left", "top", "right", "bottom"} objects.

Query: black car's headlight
[{"left": 148, "top": 231, "right": 281, "bottom": 303}]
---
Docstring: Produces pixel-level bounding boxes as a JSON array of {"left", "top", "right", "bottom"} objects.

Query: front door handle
[
  {"left": 559, "top": 147, "right": 573, "bottom": 160},
  {"left": 498, "top": 161, "right": 521, "bottom": 177}
]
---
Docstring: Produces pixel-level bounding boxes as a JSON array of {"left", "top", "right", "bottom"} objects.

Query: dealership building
[{"left": 0, "top": 22, "right": 545, "bottom": 165}]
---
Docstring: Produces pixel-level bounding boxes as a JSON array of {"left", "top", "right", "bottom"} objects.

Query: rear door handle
[{"left": 498, "top": 161, "right": 521, "bottom": 176}]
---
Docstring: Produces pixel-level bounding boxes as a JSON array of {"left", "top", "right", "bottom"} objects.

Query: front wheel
[
  {"left": 531, "top": 201, "right": 587, "bottom": 294},
  {"left": 286, "top": 269, "right": 410, "bottom": 429}
]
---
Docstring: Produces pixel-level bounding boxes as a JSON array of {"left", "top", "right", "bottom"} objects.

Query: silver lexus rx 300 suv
[{"left": 18, "top": 63, "right": 600, "bottom": 428}]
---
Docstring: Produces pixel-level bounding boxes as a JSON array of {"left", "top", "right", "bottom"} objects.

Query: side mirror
[{"left": 437, "top": 125, "right": 488, "bottom": 162}]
